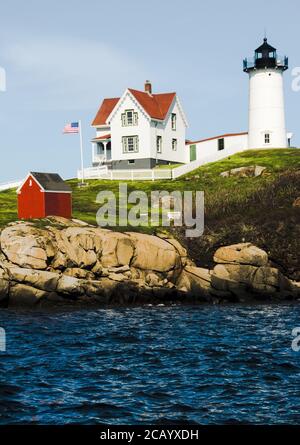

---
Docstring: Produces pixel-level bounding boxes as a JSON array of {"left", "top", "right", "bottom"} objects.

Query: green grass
[
  {"left": 2, "top": 149, "right": 299, "bottom": 228},
  {"left": 0, "top": 188, "right": 18, "bottom": 227},
  {"left": 1, "top": 149, "right": 299, "bottom": 278},
  {"left": 68, "top": 149, "right": 300, "bottom": 227}
]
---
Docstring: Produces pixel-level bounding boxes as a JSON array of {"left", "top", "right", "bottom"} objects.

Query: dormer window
[
  {"left": 121, "top": 110, "right": 138, "bottom": 126},
  {"left": 171, "top": 113, "right": 177, "bottom": 130}
]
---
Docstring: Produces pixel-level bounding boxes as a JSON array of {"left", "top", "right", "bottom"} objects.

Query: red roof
[
  {"left": 128, "top": 89, "right": 176, "bottom": 120},
  {"left": 92, "top": 98, "right": 119, "bottom": 126},
  {"left": 92, "top": 89, "right": 176, "bottom": 125},
  {"left": 186, "top": 132, "right": 248, "bottom": 145},
  {"left": 92, "top": 134, "right": 111, "bottom": 141}
]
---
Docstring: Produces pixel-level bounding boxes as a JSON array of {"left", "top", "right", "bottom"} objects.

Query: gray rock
[
  {"left": 214, "top": 243, "right": 268, "bottom": 267},
  {"left": 220, "top": 165, "right": 267, "bottom": 178},
  {"left": 128, "top": 232, "right": 180, "bottom": 272},
  {"left": 8, "top": 267, "right": 60, "bottom": 292},
  {"left": 9, "top": 283, "right": 49, "bottom": 306},
  {"left": 108, "top": 273, "right": 127, "bottom": 282},
  {"left": 108, "top": 265, "right": 130, "bottom": 273},
  {"left": 57, "top": 275, "right": 85, "bottom": 296}
]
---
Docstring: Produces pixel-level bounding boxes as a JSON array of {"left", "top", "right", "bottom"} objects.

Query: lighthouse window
[
  {"left": 218, "top": 138, "right": 225, "bottom": 151},
  {"left": 265, "top": 133, "right": 270, "bottom": 144}
]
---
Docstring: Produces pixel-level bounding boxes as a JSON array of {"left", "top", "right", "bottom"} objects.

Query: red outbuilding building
[{"left": 17, "top": 172, "right": 72, "bottom": 220}]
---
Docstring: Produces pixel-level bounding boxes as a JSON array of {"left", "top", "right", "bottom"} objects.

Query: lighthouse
[{"left": 243, "top": 38, "right": 289, "bottom": 149}]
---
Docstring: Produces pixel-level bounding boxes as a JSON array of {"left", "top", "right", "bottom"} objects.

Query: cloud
[{"left": 0, "top": 35, "right": 146, "bottom": 110}]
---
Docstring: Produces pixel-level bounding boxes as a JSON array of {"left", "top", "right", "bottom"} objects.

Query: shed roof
[{"left": 30, "top": 172, "right": 72, "bottom": 192}]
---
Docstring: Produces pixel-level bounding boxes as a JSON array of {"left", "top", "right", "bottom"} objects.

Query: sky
[{"left": 0, "top": 0, "right": 299, "bottom": 182}]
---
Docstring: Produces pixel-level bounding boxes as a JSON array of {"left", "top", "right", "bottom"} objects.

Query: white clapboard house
[{"left": 91, "top": 81, "right": 189, "bottom": 170}]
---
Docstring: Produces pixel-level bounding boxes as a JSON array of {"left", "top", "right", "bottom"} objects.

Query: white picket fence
[
  {"left": 78, "top": 167, "right": 173, "bottom": 181},
  {"left": 78, "top": 146, "right": 248, "bottom": 182},
  {"left": 0, "top": 180, "right": 22, "bottom": 192}
]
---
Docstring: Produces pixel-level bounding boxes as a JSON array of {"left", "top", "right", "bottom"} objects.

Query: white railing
[
  {"left": 78, "top": 167, "right": 172, "bottom": 181},
  {"left": 78, "top": 165, "right": 108, "bottom": 180},
  {"left": 92, "top": 154, "right": 112, "bottom": 164},
  {"left": 78, "top": 145, "right": 250, "bottom": 182},
  {"left": 0, "top": 180, "right": 22, "bottom": 191}
]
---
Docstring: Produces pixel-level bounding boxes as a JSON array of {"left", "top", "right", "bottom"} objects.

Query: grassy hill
[{"left": 1, "top": 149, "right": 299, "bottom": 278}]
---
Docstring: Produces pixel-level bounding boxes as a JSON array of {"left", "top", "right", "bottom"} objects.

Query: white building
[
  {"left": 85, "top": 38, "right": 294, "bottom": 179},
  {"left": 91, "top": 81, "right": 188, "bottom": 170},
  {"left": 185, "top": 38, "right": 293, "bottom": 162},
  {"left": 244, "top": 38, "right": 290, "bottom": 149}
]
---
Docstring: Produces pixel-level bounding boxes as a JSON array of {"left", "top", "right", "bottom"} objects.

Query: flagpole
[{"left": 79, "top": 120, "right": 85, "bottom": 185}]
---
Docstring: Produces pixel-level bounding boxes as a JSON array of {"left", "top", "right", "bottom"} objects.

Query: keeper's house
[
  {"left": 17, "top": 172, "right": 72, "bottom": 220},
  {"left": 91, "top": 81, "right": 189, "bottom": 169}
]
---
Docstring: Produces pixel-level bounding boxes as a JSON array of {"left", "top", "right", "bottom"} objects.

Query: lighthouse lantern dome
[
  {"left": 243, "top": 38, "right": 288, "bottom": 72},
  {"left": 254, "top": 38, "right": 277, "bottom": 69}
]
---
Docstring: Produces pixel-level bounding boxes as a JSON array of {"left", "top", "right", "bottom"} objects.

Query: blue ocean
[{"left": 0, "top": 304, "right": 300, "bottom": 424}]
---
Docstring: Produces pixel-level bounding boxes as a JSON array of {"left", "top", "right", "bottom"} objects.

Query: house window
[
  {"left": 265, "top": 133, "right": 270, "bottom": 144},
  {"left": 128, "top": 160, "right": 135, "bottom": 165},
  {"left": 172, "top": 138, "right": 177, "bottom": 151},
  {"left": 156, "top": 135, "right": 162, "bottom": 153},
  {"left": 171, "top": 113, "right": 177, "bottom": 130},
  {"left": 29, "top": 179, "right": 32, "bottom": 187},
  {"left": 218, "top": 138, "right": 225, "bottom": 151},
  {"left": 122, "top": 136, "right": 139, "bottom": 153},
  {"left": 121, "top": 110, "right": 138, "bottom": 126}
]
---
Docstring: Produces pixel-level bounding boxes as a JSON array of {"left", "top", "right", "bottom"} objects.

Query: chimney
[{"left": 145, "top": 80, "right": 152, "bottom": 95}]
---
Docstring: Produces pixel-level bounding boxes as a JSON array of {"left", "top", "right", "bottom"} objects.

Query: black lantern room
[
  {"left": 255, "top": 38, "right": 277, "bottom": 69},
  {"left": 243, "top": 38, "right": 288, "bottom": 72}
]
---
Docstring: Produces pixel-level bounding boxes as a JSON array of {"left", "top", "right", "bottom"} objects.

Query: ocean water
[{"left": 0, "top": 304, "right": 300, "bottom": 425}]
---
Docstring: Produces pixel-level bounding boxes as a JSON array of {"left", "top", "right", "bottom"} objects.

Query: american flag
[{"left": 63, "top": 122, "right": 79, "bottom": 134}]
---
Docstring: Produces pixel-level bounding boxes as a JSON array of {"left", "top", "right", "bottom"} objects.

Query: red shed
[{"left": 17, "top": 172, "right": 72, "bottom": 220}]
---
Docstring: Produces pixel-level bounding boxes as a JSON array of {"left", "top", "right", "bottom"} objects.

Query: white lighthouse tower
[{"left": 244, "top": 38, "right": 289, "bottom": 149}]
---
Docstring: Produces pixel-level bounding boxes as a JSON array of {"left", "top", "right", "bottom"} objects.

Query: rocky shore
[{"left": 0, "top": 217, "right": 299, "bottom": 307}]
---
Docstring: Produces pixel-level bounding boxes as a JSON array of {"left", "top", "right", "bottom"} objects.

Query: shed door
[{"left": 190, "top": 144, "right": 196, "bottom": 162}]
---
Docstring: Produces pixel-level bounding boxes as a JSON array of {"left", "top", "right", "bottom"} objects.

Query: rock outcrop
[
  {"left": 220, "top": 165, "right": 267, "bottom": 178},
  {"left": 293, "top": 197, "right": 300, "bottom": 208},
  {"left": 0, "top": 218, "right": 299, "bottom": 307},
  {"left": 177, "top": 242, "right": 299, "bottom": 303}
]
